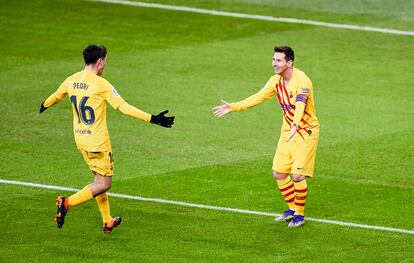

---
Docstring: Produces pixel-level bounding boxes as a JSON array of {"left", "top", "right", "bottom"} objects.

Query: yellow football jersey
[
  {"left": 231, "top": 67, "right": 320, "bottom": 141},
  {"left": 44, "top": 70, "right": 125, "bottom": 151}
]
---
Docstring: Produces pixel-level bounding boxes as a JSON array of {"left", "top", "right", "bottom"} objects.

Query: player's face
[
  {"left": 272, "top": 52, "right": 292, "bottom": 75},
  {"left": 96, "top": 55, "right": 107, "bottom": 76}
]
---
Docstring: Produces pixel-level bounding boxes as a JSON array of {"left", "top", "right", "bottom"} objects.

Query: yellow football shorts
[
  {"left": 80, "top": 150, "right": 114, "bottom": 176},
  {"left": 272, "top": 137, "right": 319, "bottom": 177}
]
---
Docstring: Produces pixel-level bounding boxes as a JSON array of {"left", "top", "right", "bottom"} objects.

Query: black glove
[
  {"left": 150, "top": 110, "right": 175, "bottom": 128},
  {"left": 39, "top": 102, "right": 48, "bottom": 113}
]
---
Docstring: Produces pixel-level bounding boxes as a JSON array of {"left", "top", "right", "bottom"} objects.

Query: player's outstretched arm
[
  {"left": 213, "top": 78, "right": 275, "bottom": 118},
  {"left": 39, "top": 92, "right": 67, "bottom": 113},
  {"left": 39, "top": 95, "right": 63, "bottom": 113},
  {"left": 39, "top": 83, "right": 68, "bottom": 113},
  {"left": 118, "top": 102, "right": 175, "bottom": 128},
  {"left": 212, "top": 99, "right": 232, "bottom": 117}
]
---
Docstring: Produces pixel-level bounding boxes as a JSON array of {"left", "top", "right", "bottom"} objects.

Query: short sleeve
[{"left": 103, "top": 80, "right": 125, "bottom": 110}]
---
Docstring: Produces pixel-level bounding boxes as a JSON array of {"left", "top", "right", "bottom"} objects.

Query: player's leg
[
  {"left": 90, "top": 151, "right": 115, "bottom": 227},
  {"left": 56, "top": 171, "right": 112, "bottom": 228},
  {"left": 91, "top": 172, "right": 121, "bottom": 234},
  {"left": 55, "top": 151, "right": 112, "bottom": 228},
  {"left": 273, "top": 170, "right": 296, "bottom": 221},
  {"left": 288, "top": 174, "right": 307, "bottom": 228},
  {"left": 96, "top": 190, "right": 121, "bottom": 234},
  {"left": 89, "top": 171, "right": 112, "bottom": 195},
  {"left": 92, "top": 171, "right": 113, "bottom": 225},
  {"left": 96, "top": 192, "right": 112, "bottom": 223},
  {"left": 92, "top": 172, "right": 121, "bottom": 234},
  {"left": 272, "top": 171, "right": 295, "bottom": 210},
  {"left": 272, "top": 138, "right": 295, "bottom": 221},
  {"left": 55, "top": 186, "right": 95, "bottom": 228},
  {"left": 86, "top": 151, "right": 121, "bottom": 234},
  {"left": 69, "top": 151, "right": 112, "bottom": 206},
  {"left": 288, "top": 138, "right": 319, "bottom": 228},
  {"left": 292, "top": 174, "right": 307, "bottom": 215}
]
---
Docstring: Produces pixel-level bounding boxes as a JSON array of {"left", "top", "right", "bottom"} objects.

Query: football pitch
[{"left": 1, "top": 0, "right": 413, "bottom": 261}]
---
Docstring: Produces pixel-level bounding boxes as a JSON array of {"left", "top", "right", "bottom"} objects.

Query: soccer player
[
  {"left": 213, "top": 46, "right": 319, "bottom": 228},
  {"left": 40, "top": 44, "right": 175, "bottom": 234}
]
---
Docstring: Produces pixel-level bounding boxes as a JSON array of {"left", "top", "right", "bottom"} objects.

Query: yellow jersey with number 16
[{"left": 43, "top": 70, "right": 125, "bottom": 152}]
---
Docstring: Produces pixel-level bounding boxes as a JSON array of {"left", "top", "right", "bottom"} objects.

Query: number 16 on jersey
[{"left": 70, "top": 95, "right": 95, "bottom": 125}]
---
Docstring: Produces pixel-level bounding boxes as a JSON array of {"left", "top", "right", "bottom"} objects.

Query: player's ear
[{"left": 287, "top": 60, "right": 293, "bottom": 68}]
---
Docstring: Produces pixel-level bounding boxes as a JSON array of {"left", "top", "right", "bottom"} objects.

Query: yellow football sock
[
  {"left": 68, "top": 185, "right": 93, "bottom": 207},
  {"left": 95, "top": 192, "right": 112, "bottom": 224},
  {"left": 293, "top": 180, "right": 308, "bottom": 215},
  {"left": 276, "top": 176, "right": 296, "bottom": 210}
]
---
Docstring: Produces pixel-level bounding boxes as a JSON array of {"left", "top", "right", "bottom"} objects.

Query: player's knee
[
  {"left": 292, "top": 174, "right": 306, "bottom": 182},
  {"left": 94, "top": 173, "right": 112, "bottom": 191},
  {"left": 102, "top": 179, "right": 112, "bottom": 191},
  {"left": 272, "top": 170, "right": 288, "bottom": 180}
]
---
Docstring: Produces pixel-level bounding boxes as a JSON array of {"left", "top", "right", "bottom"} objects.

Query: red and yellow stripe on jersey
[{"left": 230, "top": 67, "right": 319, "bottom": 141}]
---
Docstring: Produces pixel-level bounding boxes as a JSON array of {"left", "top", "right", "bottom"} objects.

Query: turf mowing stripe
[
  {"left": 90, "top": 0, "right": 414, "bottom": 37},
  {"left": 1, "top": 179, "right": 413, "bottom": 235}
]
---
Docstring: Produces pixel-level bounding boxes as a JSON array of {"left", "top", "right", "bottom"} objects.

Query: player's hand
[
  {"left": 288, "top": 123, "right": 298, "bottom": 141},
  {"left": 212, "top": 99, "right": 232, "bottom": 117},
  {"left": 39, "top": 102, "right": 48, "bottom": 113},
  {"left": 150, "top": 110, "right": 175, "bottom": 128}
]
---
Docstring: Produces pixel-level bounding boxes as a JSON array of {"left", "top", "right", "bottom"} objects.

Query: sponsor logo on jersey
[
  {"left": 300, "top": 87, "right": 309, "bottom": 93},
  {"left": 74, "top": 128, "right": 92, "bottom": 135},
  {"left": 280, "top": 103, "right": 295, "bottom": 111}
]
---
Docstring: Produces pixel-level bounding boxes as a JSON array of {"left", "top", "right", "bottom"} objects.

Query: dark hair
[
  {"left": 83, "top": 44, "right": 107, "bottom": 65},
  {"left": 274, "top": 46, "right": 294, "bottom": 62}
]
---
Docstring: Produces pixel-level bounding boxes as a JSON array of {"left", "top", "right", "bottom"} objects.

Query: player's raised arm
[
  {"left": 39, "top": 82, "right": 68, "bottom": 113},
  {"left": 117, "top": 101, "right": 175, "bottom": 128}
]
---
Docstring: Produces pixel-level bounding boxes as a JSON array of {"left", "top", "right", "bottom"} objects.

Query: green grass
[
  {"left": 1, "top": 0, "right": 413, "bottom": 261},
  {"left": 1, "top": 185, "right": 413, "bottom": 262}
]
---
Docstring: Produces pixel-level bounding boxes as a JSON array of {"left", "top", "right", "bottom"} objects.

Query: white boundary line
[
  {"left": 1, "top": 179, "right": 413, "bottom": 235},
  {"left": 90, "top": 0, "right": 414, "bottom": 37}
]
